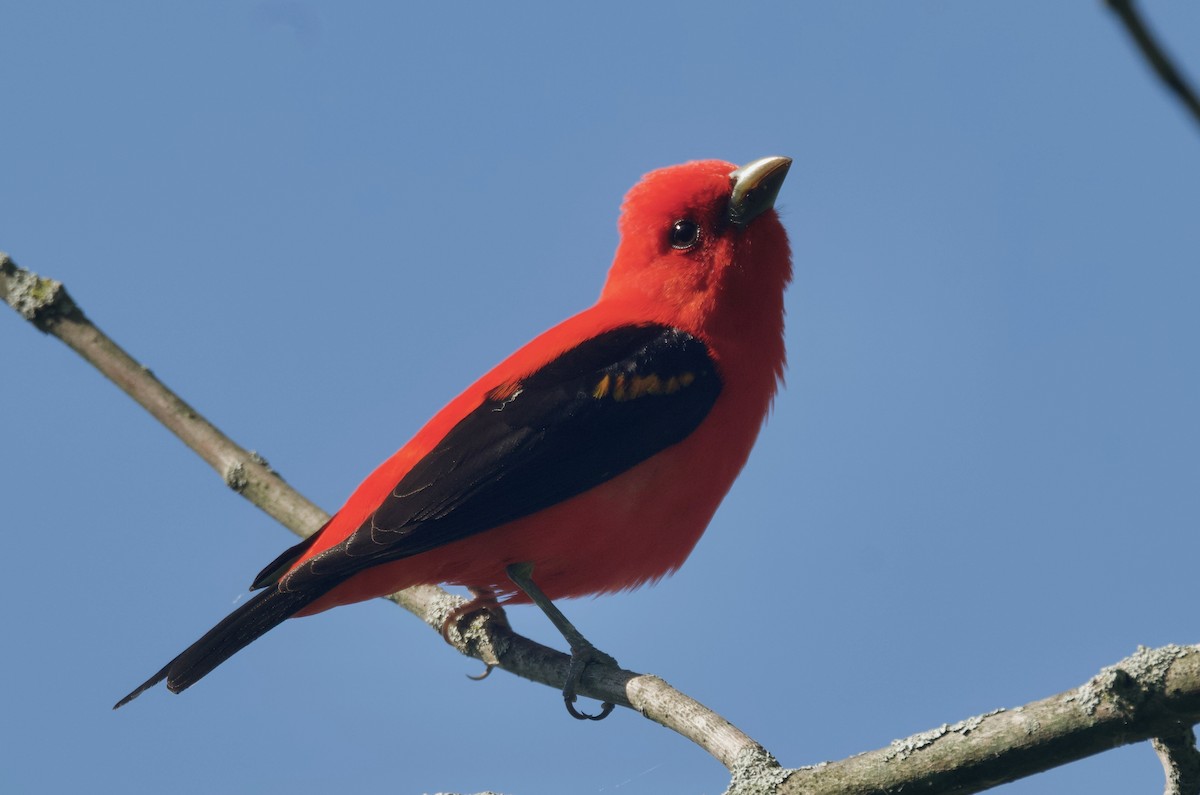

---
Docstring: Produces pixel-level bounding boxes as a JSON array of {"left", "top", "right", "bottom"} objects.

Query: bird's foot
[
  {"left": 441, "top": 587, "right": 509, "bottom": 645},
  {"left": 504, "top": 561, "right": 620, "bottom": 721},
  {"left": 563, "top": 641, "right": 618, "bottom": 721},
  {"left": 441, "top": 587, "right": 510, "bottom": 681}
]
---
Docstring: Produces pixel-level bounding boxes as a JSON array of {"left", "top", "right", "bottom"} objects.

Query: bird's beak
[{"left": 727, "top": 156, "right": 791, "bottom": 229}]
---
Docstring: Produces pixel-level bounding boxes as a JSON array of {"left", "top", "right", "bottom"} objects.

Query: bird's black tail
[{"left": 114, "top": 585, "right": 321, "bottom": 709}]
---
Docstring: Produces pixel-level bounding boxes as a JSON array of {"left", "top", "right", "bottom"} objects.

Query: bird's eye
[{"left": 669, "top": 219, "right": 701, "bottom": 250}]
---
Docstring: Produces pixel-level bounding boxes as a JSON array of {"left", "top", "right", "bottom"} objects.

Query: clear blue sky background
[{"left": 3, "top": 3, "right": 1198, "bottom": 794}]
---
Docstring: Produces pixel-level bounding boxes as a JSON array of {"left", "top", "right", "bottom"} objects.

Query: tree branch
[
  {"left": 1153, "top": 727, "right": 1200, "bottom": 795},
  {"left": 1106, "top": 0, "right": 1200, "bottom": 131},
  {"left": 775, "top": 644, "right": 1200, "bottom": 795},
  {"left": 7, "top": 252, "right": 1200, "bottom": 794}
]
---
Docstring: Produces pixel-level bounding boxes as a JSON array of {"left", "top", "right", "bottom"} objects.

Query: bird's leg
[
  {"left": 441, "top": 586, "right": 509, "bottom": 680},
  {"left": 505, "top": 562, "right": 617, "bottom": 721}
]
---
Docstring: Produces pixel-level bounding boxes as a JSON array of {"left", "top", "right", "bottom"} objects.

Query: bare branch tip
[{"left": 1, "top": 254, "right": 81, "bottom": 330}]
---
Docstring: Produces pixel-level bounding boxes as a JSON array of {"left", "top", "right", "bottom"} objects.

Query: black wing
[{"left": 282, "top": 323, "right": 721, "bottom": 589}]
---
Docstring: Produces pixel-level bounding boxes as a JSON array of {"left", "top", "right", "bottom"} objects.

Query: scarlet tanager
[{"left": 117, "top": 156, "right": 792, "bottom": 718}]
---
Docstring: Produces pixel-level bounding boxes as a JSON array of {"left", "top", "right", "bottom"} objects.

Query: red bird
[{"left": 117, "top": 156, "right": 792, "bottom": 718}]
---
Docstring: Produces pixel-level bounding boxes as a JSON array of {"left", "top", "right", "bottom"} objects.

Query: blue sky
[{"left": 3, "top": 3, "right": 1198, "bottom": 793}]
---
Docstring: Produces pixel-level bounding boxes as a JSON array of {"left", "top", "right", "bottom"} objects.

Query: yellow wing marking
[{"left": 595, "top": 371, "right": 696, "bottom": 402}]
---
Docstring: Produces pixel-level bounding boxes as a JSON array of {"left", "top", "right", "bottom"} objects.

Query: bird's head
[{"left": 601, "top": 157, "right": 792, "bottom": 338}]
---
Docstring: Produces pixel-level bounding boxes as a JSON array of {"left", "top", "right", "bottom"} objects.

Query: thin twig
[
  {"left": 1106, "top": 0, "right": 1200, "bottom": 131},
  {"left": 0, "top": 253, "right": 774, "bottom": 775},
  {"left": 1153, "top": 727, "right": 1200, "bottom": 795},
  {"left": 0, "top": 255, "right": 328, "bottom": 535}
]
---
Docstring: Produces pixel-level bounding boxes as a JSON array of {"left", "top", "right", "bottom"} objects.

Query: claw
[
  {"left": 565, "top": 695, "right": 616, "bottom": 721},
  {"left": 562, "top": 643, "right": 617, "bottom": 719},
  {"left": 467, "top": 662, "right": 498, "bottom": 682}
]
